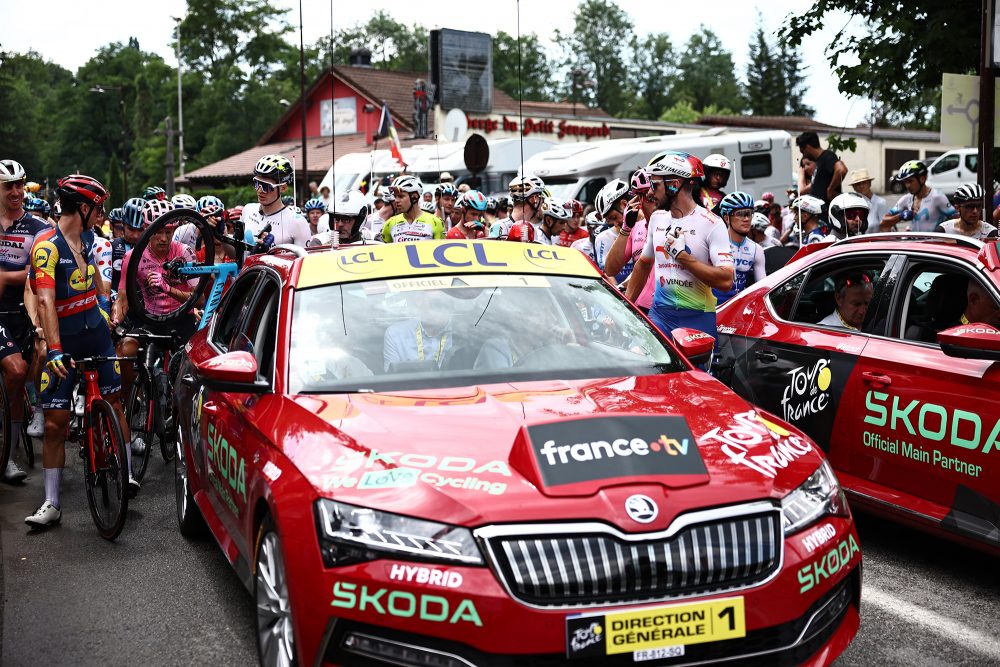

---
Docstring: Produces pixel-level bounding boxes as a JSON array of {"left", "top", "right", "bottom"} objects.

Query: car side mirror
[
  {"left": 978, "top": 240, "right": 1000, "bottom": 272},
  {"left": 671, "top": 327, "right": 715, "bottom": 368},
  {"left": 194, "top": 351, "right": 270, "bottom": 393},
  {"left": 938, "top": 323, "right": 1000, "bottom": 361}
]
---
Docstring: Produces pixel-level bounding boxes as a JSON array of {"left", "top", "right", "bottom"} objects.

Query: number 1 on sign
[{"left": 718, "top": 605, "right": 735, "bottom": 632}]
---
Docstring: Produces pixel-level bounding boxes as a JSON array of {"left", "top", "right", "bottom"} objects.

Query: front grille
[{"left": 482, "top": 511, "right": 782, "bottom": 607}]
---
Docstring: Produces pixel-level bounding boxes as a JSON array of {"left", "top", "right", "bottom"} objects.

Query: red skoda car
[{"left": 173, "top": 241, "right": 861, "bottom": 666}]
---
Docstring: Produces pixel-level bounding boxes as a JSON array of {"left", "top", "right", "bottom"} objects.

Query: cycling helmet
[
  {"left": 952, "top": 182, "right": 985, "bottom": 204},
  {"left": 893, "top": 160, "right": 927, "bottom": 181},
  {"left": 702, "top": 153, "right": 732, "bottom": 186},
  {"left": 108, "top": 207, "right": 124, "bottom": 224},
  {"left": 57, "top": 174, "right": 109, "bottom": 207},
  {"left": 23, "top": 197, "right": 45, "bottom": 213},
  {"left": 420, "top": 199, "right": 436, "bottom": 214},
  {"left": 281, "top": 196, "right": 295, "bottom": 206},
  {"left": 750, "top": 212, "right": 770, "bottom": 232},
  {"left": 171, "top": 193, "right": 197, "bottom": 208},
  {"left": 379, "top": 189, "right": 395, "bottom": 204},
  {"left": 332, "top": 190, "right": 368, "bottom": 217},
  {"left": 541, "top": 197, "right": 572, "bottom": 221},
  {"left": 508, "top": 175, "right": 546, "bottom": 199},
  {"left": 390, "top": 174, "right": 423, "bottom": 194},
  {"left": 790, "top": 195, "right": 824, "bottom": 216},
  {"left": 507, "top": 222, "right": 536, "bottom": 242},
  {"left": 290, "top": 205, "right": 303, "bottom": 215},
  {"left": 254, "top": 154, "right": 294, "bottom": 184},
  {"left": 595, "top": 179, "right": 630, "bottom": 217},
  {"left": 719, "top": 191, "right": 755, "bottom": 217},
  {"left": 435, "top": 183, "right": 458, "bottom": 198},
  {"left": 761, "top": 191, "right": 775, "bottom": 203},
  {"left": 304, "top": 197, "right": 326, "bottom": 212},
  {"left": 0, "top": 159, "right": 26, "bottom": 182},
  {"left": 585, "top": 210, "right": 602, "bottom": 229},
  {"left": 568, "top": 199, "right": 584, "bottom": 216},
  {"left": 196, "top": 195, "right": 224, "bottom": 213},
  {"left": 754, "top": 199, "right": 771, "bottom": 213},
  {"left": 141, "top": 199, "right": 174, "bottom": 226},
  {"left": 829, "top": 192, "right": 871, "bottom": 235},
  {"left": 142, "top": 185, "right": 166, "bottom": 201},
  {"left": 457, "top": 190, "right": 489, "bottom": 212},
  {"left": 122, "top": 197, "right": 147, "bottom": 229},
  {"left": 38, "top": 199, "right": 52, "bottom": 217},
  {"left": 630, "top": 167, "right": 653, "bottom": 194},
  {"left": 485, "top": 197, "right": 499, "bottom": 213},
  {"left": 647, "top": 151, "right": 704, "bottom": 179}
]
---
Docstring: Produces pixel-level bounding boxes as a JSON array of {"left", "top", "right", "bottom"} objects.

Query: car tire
[
  {"left": 175, "top": 420, "right": 207, "bottom": 538},
  {"left": 255, "top": 515, "right": 297, "bottom": 667}
]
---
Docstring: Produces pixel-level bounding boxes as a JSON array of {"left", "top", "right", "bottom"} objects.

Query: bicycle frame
[{"left": 176, "top": 262, "right": 241, "bottom": 330}]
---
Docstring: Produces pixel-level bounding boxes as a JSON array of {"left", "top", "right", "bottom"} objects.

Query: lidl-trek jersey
[
  {"left": 381, "top": 212, "right": 445, "bottom": 243},
  {"left": 31, "top": 227, "right": 104, "bottom": 335},
  {"left": 641, "top": 208, "right": 734, "bottom": 312}
]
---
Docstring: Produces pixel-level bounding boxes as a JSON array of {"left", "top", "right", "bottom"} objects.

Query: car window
[
  {"left": 965, "top": 154, "right": 978, "bottom": 172},
  {"left": 287, "top": 274, "right": 686, "bottom": 394},
  {"left": 771, "top": 257, "right": 890, "bottom": 330},
  {"left": 897, "top": 263, "right": 1000, "bottom": 344},
  {"left": 237, "top": 277, "right": 280, "bottom": 382},
  {"left": 931, "top": 155, "right": 960, "bottom": 174},
  {"left": 211, "top": 272, "right": 260, "bottom": 352}
]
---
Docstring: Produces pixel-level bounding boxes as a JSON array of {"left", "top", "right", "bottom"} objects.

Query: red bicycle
[{"left": 56, "top": 355, "right": 131, "bottom": 540}]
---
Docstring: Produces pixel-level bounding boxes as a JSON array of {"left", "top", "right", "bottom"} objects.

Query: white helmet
[
  {"left": 419, "top": 199, "right": 436, "bottom": 214},
  {"left": 389, "top": 174, "right": 423, "bottom": 194},
  {"left": 0, "top": 159, "right": 26, "bottom": 182},
  {"left": 508, "top": 175, "right": 546, "bottom": 199},
  {"left": 750, "top": 212, "right": 770, "bottom": 232},
  {"left": 790, "top": 195, "right": 824, "bottom": 216},
  {"left": 595, "top": 179, "right": 630, "bottom": 217},
  {"left": 702, "top": 154, "right": 732, "bottom": 188},
  {"left": 541, "top": 197, "right": 572, "bottom": 221},
  {"left": 332, "top": 190, "right": 369, "bottom": 217},
  {"left": 171, "top": 193, "right": 197, "bottom": 208},
  {"left": 829, "top": 192, "right": 871, "bottom": 236}
]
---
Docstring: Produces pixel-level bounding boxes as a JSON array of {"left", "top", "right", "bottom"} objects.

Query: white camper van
[{"left": 520, "top": 129, "right": 794, "bottom": 205}]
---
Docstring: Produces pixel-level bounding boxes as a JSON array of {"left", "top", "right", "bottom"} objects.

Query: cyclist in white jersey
[
  {"left": 935, "top": 182, "right": 999, "bottom": 240},
  {"left": 490, "top": 176, "right": 546, "bottom": 240},
  {"left": 534, "top": 197, "right": 571, "bottom": 245},
  {"left": 626, "top": 152, "right": 734, "bottom": 341},
  {"left": 241, "top": 154, "right": 311, "bottom": 249},
  {"left": 712, "top": 192, "right": 765, "bottom": 305},
  {"left": 881, "top": 160, "right": 955, "bottom": 232}
]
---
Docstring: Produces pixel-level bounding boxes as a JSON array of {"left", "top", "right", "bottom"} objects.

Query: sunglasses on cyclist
[
  {"left": 253, "top": 177, "right": 280, "bottom": 193},
  {"left": 730, "top": 210, "right": 753, "bottom": 219},
  {"left": 844, "top": 208, "right": 867, "bottom": 220},
  {"left": 1, "top": 179, "right": 25, "bottom": 190}
]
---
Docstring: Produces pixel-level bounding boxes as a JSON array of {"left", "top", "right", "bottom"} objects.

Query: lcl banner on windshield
[{"left": 526, "top": 416, "right": 705, "bottom": 487}]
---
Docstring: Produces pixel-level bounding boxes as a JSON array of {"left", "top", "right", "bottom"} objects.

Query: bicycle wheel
[
  {"left": 126, "top": 377, "right": 155, "bottom": 482},
  {"left": 152, "top": 368, "right": 175, "bottom": 462},
  {"left": 85, "top": 399, "right": 129, "bottom": 541},
  {"left": 125, "top": 207, "right": 215, "bottom": 327}
]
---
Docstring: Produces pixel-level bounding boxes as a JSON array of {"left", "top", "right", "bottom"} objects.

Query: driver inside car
[
  {"left": 818, "top": 273, "right": 874, "bottom": 331},
  {"left": 383, "top": 290, "right": 455, "bottom": 372}
]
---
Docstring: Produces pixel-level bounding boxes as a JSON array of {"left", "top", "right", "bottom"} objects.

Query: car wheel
[
  {"left": 256, "top": 516, "right": 297, "bottom": 667},
  {"left": 175, "top": 420, "right": 206, "bottom": 538}
]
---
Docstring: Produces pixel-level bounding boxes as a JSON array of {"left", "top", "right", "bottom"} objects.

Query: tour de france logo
[{"left": 781, "top": 358, "right": 832, "bottom": 422}]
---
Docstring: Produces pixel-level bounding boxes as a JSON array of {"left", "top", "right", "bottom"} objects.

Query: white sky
[{"left": 2, "top": 0, "right": 870, "bottom": 127}]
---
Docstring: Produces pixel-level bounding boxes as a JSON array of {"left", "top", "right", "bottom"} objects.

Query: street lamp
[
  {"left": 172, "top": 16, "right": 185, "bottom": 179},
  {"left": 89, "top": 84, "right": 129, "bottom": 198}
]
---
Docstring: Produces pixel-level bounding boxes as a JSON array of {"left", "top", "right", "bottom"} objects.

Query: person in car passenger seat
[{"left": 817, "top": 273, "right": 873, "bottom": 331}]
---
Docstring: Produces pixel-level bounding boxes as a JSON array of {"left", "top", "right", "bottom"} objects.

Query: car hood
[{"left": 281, "top": 371, "right": 824, "bottom": 531}]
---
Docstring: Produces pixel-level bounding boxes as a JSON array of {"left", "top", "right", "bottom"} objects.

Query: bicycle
[
  {"left": 124, "top": 330, "right": 178, "bottom": 482},
  {"left": 0, "top": 307, "right": 42, "bottom": 472},
  {"left": 54, "top": 355, "right": 131, "bottom": 540}
]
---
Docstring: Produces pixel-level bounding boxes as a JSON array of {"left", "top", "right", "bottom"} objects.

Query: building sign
[
  {"left": 321, "top": 97, "right": 358, "bottom": 137},
  {"left": 467, "top": 114, "right": 611, "bottom": 141},
  {"left": 431, "top": 29, "right": 493, "bottom": 114}
]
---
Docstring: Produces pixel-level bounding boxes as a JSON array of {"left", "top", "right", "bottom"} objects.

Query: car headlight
[
  {"left": 315, "top": 499, "right": 483, "bottom": 567},
  {"left": 781, "top": 460, "right": 849, "bottom": 535}
]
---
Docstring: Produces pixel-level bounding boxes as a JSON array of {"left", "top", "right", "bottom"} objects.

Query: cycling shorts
[
  {"left": 0, "top": 311, "right": 36, "bottom": 364},
  {"left": 648, "top": 306, "right": 718, "bottom": 342},
  {"left": 40, "top": 326, "right": 121, "bottom": 411}
]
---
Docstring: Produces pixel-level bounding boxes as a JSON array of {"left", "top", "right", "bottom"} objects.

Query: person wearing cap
[
  {"left": 439, "top": 171, "right": 454, "bottom": 184},
  {"left": 844, "top": 168, "right": 888, "bottom": 234}
]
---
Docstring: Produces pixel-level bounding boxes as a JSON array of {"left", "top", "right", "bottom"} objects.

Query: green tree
[
  {"left": 745, "top": 20, "right": 785, "bottom": 115},
  {"left": 779, "top": 42, "right": 813, "bottom": 117},
  {"left": 674, "top": 27, "right": 745, "bottom": 113},
  {"left": 178, "top": 0, "right": 293, "bottom": 80},
  {"left": 492, "top": 31, "right": 551, "bottom": 101},
  {"left": 659, "top": 101, "right": 734, "bottom": 124},
  {"left": 325, "top": 11, "right": 428, "bottom": 73},
  {"left": 781, "top": 0, "right": 977, "bottom": 128},
  {"left": 629, "top": 33, "right": 676, "bottom": 120},
  {"left": 558, "top": 0, "right": 635, "bottom": 117}
]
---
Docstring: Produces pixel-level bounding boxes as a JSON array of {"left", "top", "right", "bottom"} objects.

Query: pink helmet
[{"left": 630, "top": 167, "right": 652, "bottom": 194}]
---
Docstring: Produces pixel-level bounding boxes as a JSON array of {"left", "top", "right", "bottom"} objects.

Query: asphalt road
[{"left": 0, "top": 437, "right": 997, "bottom": 667}]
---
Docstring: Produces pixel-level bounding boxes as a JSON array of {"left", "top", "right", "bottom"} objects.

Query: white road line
[{"left": 863, "top": 587, "right": 1000, "bottom": 660}]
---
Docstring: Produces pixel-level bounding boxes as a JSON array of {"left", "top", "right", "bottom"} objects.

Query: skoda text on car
[
  {"left": 173, "top": 240, "right": 861, "bottom": 666},
  {"left": 714, "top": 233, "right": 1000, "bottom": 555}
]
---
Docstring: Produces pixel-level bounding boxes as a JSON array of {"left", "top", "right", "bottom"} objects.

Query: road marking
[{"left": 864, "top": 587, "right": 1000, "bottom": 660}]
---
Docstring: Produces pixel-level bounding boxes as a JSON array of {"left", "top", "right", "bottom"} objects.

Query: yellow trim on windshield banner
[{"left": 296, "top": 240, "right": 600, "bottom": 288}]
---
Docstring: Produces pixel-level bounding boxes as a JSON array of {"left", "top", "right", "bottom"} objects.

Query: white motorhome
[{"left": 520, "top": 129, "right": 794, "bottom": 205}]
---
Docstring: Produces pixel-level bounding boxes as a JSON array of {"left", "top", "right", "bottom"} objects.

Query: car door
[
  {"left": 734, "top": 252, "right": 895, "bottom": 453},
  {"left": 853, "top": 252, "right": 1000, "bottom": 546}
]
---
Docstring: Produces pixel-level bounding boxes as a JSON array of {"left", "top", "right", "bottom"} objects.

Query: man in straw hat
[{"left": 844, "top": 168, "right": 889, "bottom": 234}]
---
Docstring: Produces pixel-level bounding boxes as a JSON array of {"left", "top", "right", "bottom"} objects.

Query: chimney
[{"left": 349, "top": 48, "right": 373, "bottom": 68}]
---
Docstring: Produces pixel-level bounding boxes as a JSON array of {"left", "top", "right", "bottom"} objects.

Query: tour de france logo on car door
[{"left": 772, "top": 351, "right": 856, "bottom": 450}]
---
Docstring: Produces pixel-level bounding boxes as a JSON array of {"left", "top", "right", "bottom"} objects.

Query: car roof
[
  {"left": 789, "top": 232, "right": 991, "bottom": 265},
  {"left": 292, "top": 240, "right": 601, "bottom": 288}
]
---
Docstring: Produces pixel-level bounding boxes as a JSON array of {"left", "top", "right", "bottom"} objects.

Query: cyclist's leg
[
  {"left": 0, "top": 320, "right": 29, "bottom": 482},
  {"left": 115, "top": 315, "right": 139, "bottom": 400},
  {"left": 25, "top": 366, "right": 73, "bottom": 527},
  {"left": 94, "top": 330, "right": 138, "bottom": 494}
]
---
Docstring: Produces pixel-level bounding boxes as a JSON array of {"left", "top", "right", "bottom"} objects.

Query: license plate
[
  {"left": 634, "top": 646, "right": 685, "bottom": 661},
  {"left": 565, "top": 596, "right": 745, "bottom": 659}
]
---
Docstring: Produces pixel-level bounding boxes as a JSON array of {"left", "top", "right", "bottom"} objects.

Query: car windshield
[
  {"left": 540, "top": 179, "right": 582, "bottom": 201},
  {"left": 288, "top": 274, "right": 685, "bottom": 393}
]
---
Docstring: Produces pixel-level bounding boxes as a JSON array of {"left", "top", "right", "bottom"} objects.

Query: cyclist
[
  {"left": 170, "top": 193, "right": 197, "bottom": 209},
  {"left": 107, "top": 206, "right": 125, "bottom": 239},
  {"left": 241, "top": 154, "right": 311, "bottom": 249},
  {"left": 752, "top": 212, "right": 781, "bottom": 248},
  {"left": 936, "top": 183, "right": 999, "bottom": 240},
  {"left": 111, "top": 198, "right": 147, "bottom": 300},
  {"left": 304, "top": 197, "right": 328, "bottom": 237},
  {"left": 445, "top": 191, "right": 489, "bottom": 240},
  {"left": 828, "top": 192, "right": 872, "bottom": 240},
  {"left": 605, "top": 168, "right": 659, "bottom": 314},
  {"left": 307, "top": 191, "right": 368, "bottom": 247},
  {"left": 492, "top": 175, "right": 546, "bottom": 240},
  {"left": 698, "top": 153, "right": 732, "bottom": 214},
  {"left": 784, "top": 195, "right": 825, "bottom": 246},
  {"left": 435, "top": 183, "right": 459, "bottom": 229},
  {"left": 142, "top": 186, "right": 166, "bottom": 201},
  {"left": 0, "top": 159, "right": 50, "bottom": 482},
  {"left": 27, "top": 174, "right": 136, "bottom": 527},
  {"left": 570, "top": 211, "right": 601, "bottom": 262},
  {"left": 592, "top": 179, "right": 632, "bottom": 281},
  {"left": 713, "top": 191, "right": 765, "bottom": 305},
  {"left": 484, "top": 197, "right": 499, "bottom": 230},
  {"left": 558, "top": 199, "right": 588, "bottom": 247},
  {"left": 364, "top": 190, "right": 395, "bottom": 241},
  {"left": 24, "top": 197, "right": 52, "bottom": 225},
  {"left": 881, "top": 160, "right": 954, "bottom": 232},
  {"left": 173, "top": 195, "right": 223, "bottom": 249},
  {"left": 382, "top": 175, "right": 445, "bottom": 243},
  {"left": 626, "top": 152, "right": 734, "bottom": 341},
  {"left": 536, "top": 197, "right": 572, "bottom": 245}
]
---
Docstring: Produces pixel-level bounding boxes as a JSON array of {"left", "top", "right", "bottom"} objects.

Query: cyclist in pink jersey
[{"left": 604, "top": 168, "right": 659, "bottom": 314}]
